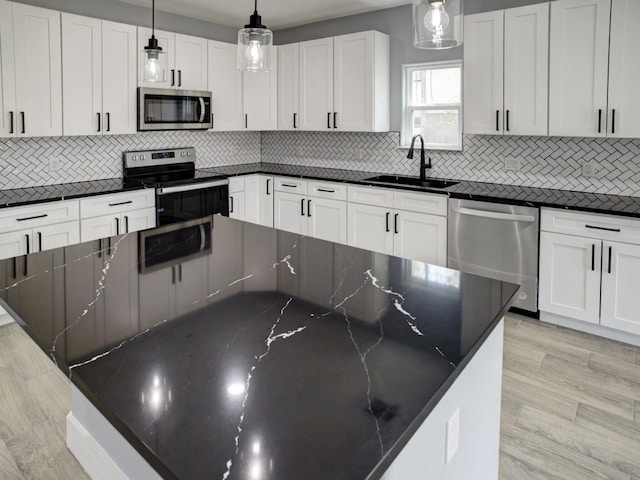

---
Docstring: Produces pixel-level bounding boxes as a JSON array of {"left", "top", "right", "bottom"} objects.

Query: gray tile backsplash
[
  {"left": 262, "top": 132, "right": 640, "bottom": 197},
  {"left": 0, "top": 131, "right": 261, "bottom": 190},
  {"left": 2, "top": 129, "right": 640, "bottom": 197}
]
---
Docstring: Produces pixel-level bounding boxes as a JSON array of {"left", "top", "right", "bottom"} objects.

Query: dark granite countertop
[
  {"left": 3, "top": 162, "right": 639, "bottom": 217},
  {"left": 0, "top": 216, "right": 517, "bottom": 480}
]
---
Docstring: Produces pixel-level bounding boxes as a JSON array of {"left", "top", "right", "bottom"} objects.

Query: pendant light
[
  {"left": 237, "top": 0, "right": 273, "bottom": 72},
  {"left": 143, "top": 0, "right": 167, "bottom": 83},
  {"left": 413, "top": 0, "right": 463, "bottom": 49}
]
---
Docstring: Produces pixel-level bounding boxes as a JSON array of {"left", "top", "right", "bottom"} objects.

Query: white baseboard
[{"left": 540, "top": 311, "right": 640, "bottom": 347}]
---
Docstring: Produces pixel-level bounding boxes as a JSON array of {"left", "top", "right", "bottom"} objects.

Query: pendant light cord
[
  {"left": 152, "top": 0, "right": 156, "bottom": 36},
  {"left": 254, "top": 0, "right": 258, "bottom": 15}
]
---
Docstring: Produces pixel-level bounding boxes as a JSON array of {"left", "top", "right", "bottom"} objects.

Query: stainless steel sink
[{"left": 363, "top": 175, "right": 458, "bottom": 189}]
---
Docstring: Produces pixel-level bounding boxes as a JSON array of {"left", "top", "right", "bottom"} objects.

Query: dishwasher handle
[{"left": 451, "top": 206, "right": 536, "bottom": 223}]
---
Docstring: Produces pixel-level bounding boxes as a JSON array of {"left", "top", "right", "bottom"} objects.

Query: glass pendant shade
[
  {"left": 414, "top": 0, "right": 463, "bottom": 49},
  {"left": 143, "top": 38, "right": 168, "bottom": 83},
  {"left": 237, "top": 0, "right": 273, "bottom": 72}
]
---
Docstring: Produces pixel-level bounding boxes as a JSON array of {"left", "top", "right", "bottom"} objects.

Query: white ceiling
[{"left": 120, "top": 0, "right": 412, "bottom": 30}]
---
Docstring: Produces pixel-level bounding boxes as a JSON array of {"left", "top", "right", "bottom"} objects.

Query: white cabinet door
[
  {"left": 208, "top": 40, "right": 243, "bottom": 131},
  {"left": 299, "top": 38, "right": 334, "bottom": 131},
  {"left": 308, "top": 197, "right": 347, "bottom": 244},
  {"left": 138, "top": 28, "right": 175, "bottom": 88},
  {"left": 539, "top": 232, "right": 601, "bottom": 324},
  {"left": 607, "top": 0, "right": 640, "bottom": 138},
  {"left": 600, "top": 241, "right": 640, "bottom": 335},
  {"left": 504, "top": 3, "right": 549, "bottom": 136},
  {"left": 80, "top": 215, "right": 118, "bottom": 243},
  {"left": 175, "top": 33, "right": 208, "bottom": 91},
  {"left": 549, "top": 0, "right": 611, "bottom": 137},
  {"left": 0, "top": 229, "right": 29, "bottom": 260},
  {"left": 274, "top": 192, "right": 308, "bottom": 235},
  {"left": 347, "top": 203, "right": 393, "bottom": 256},
  {"left": 102, "top": 21, "right": 137, "bottom": 135},
  {"left": 37, "top": 221, "right": 80, "bottom": 252},
  {"left": 243, "top": 48, "right": 278, "bottom": 130},
  {"left": 61, "top": 14, "right": 102, "bottom": 136},
  {"left": 277, "top": 43, "right": 299, "bottom": 130},
  {"left": 122, "top": 208, "right": 156, "bottom": 234},
  {"left": 393, "top": 211, "right": 447, "bottom": 266},
  {"left": 244, "top": 174, "right": 274, "bottom": 227},
  {"left": 0, "top": 0, "right": 16, "bottom": 138},
  {"left": 229, "top": 191, "right": 245, "bottom": 220},
  {"left": 13, "top": 3, "right": 62, "bottom": 137},
  {"left": 463, "top": 11, "right": 504, "bottom": 135}
]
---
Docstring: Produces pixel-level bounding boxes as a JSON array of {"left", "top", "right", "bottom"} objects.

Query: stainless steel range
[{"left": 123, "top": 147, "right": 229, "bottom": 226}]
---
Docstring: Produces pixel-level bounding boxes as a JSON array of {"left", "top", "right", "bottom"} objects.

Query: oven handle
[
  {"left": 198, "top": 97, "right": 206, "bottom": 123},
  {"left": 157, "top": 179, "right": 229, "bottom": 195},
  {"left": 451, "top": 206, "right": 536, "bottom": 223}
]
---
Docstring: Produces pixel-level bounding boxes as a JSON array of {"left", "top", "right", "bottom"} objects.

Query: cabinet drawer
[
  {"left": 347, "top": 185, "right": 394, "bottom": 208},
  {"left": 228, "top": 176, "right": 245, "bottom": 193},
  {"left": 274, "top": 177, "right": 308, "bottom": 195},
  {"left": 393, "top": 190, "right": 447, "bottom": 216},
  {"left": 80, "top": 189, "right": 155, "bottom": 218},
  {"left": 0, "top": 200, "right": 80, "bottom": 232},
  {"left": 308, "top": 181, "right": 347, "bottom": 201},
  {"left": 541, "top": 208, "right": 640, "bottom": 245}
]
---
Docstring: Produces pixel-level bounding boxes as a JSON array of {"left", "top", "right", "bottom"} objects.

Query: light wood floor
[{"left": 0, "top": 316, "right": 639, "bottom": 479}]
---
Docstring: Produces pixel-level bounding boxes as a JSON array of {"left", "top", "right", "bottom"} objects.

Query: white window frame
[{"left": 402, "top": 60, "right": 463, "bottom": 151}]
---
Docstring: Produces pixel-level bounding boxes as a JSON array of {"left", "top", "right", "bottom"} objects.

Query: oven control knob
[
  {"left": 132, "top": 156, "right": 137, "bottom": 161},
  {"left": 141, "top": 155, "right": 146, "bottom": 160},
  {"left": 180, "top": 152, "right": 185, "bottom": 157},
  {"left": 186, "top": 152, "right": 191, "bottom": 156}
]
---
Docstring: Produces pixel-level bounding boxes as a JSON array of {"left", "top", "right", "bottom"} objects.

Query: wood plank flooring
[{"left": 0, "top": 316, "right": 639, "bottom": 479}]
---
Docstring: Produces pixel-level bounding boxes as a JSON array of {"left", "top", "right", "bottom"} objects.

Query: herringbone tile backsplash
[
  {"left": 0, "top": 131, "right": 260, "bottom": 190},
  {"left": 2, "top": 130, "right": 640, "bottom": 196},
  {"left": 262, "top": 132, "right": 640, "bottom": 197}
]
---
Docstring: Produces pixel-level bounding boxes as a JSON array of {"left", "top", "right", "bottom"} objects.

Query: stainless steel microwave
[{"left": 138, "top": 88, "right": 212, "bottom": 131}]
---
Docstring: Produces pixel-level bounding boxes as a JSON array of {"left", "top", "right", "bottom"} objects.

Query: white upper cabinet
[
  {"left": 208, "top": 40, "right": 243, "bottom": 131},
  {"left": 62, "top": 14, "right": 137, "bottom": 136},
  {"left": 138, "top": 28, "right": 207, "bottom": 90},
  {"left": 298, "top": 32, "right": 389, "bottom": 132},
  {"left": 243, "top": 47, "right": 278, "bottom": 131},
  {"left": 464, "top": 4, "right": 548, "bottom": 136},
  {"left": 463, "top": 11, "right": 503, "bottom": 135},
  {"left": 174, "top": 34, "right": 208, "bottom": 91},
  {"left": 277, "top": 43, "right": 299, "bottom": 131},
  {"left": 0, "top": 0, "right": 17, "bottom": 138},
  {"left": 299, "top": 37, "right": 334, "bottom": 131},
  {"left": 102, "top": 21, "right": 138, "bottom": 134},
  {"left": 607, "top": 0, "right": 640, "bottom": 138},
  {"left": 12, "top": 3, "right": 62, "bottom": 137},
  {"left": 333, "top": 31, "right": 389, "bottom": 132},
  {"left": 503, "top": 3, "right": 549, "bottom": 136},
  {"left": 549, "top": 0, "right": 611, "bottom": 137}
]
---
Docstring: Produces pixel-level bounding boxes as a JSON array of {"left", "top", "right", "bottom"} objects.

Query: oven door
[
  {"left": 139, "top": 217, "right": 212, "bottom": 273},
  {"left": 138, "top": 88, "right": 212, "bottom": 131},
  {"left": 156, "top": 180, "right": 229, "bottom": 226}
]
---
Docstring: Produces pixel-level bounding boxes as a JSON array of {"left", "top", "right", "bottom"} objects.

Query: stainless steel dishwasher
[{"left": 448, "top": 199, "right": 539, "bottom": 313}]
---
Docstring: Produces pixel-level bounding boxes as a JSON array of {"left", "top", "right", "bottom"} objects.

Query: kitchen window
[{"left": 402, "top": 61, "right": 462, "bottom": 150}]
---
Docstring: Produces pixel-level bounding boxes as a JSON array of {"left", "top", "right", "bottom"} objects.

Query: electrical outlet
[
  {"left": 504, "top": 157, "right": 521, "bottom": 171},
  {"left": 445, "top": 408, "right": 460, "bottom": 464},
  {"left": 49, "top": 157, "right": 61, "bottom": 172},
  {"left": 582, "top": 160, "right": 597, "bottom": 177}
]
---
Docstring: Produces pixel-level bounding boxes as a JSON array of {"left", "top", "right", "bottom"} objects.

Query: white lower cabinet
[
  {"left": 244, "top": 174, "right": 274, "bottom": 227},
  {"left": 273, "top": 178, "right": 347, "bottom": 244},
  {"left": 539, "top": 208, "right": 640, "bottom": 336},
  {"left": 347, "top": 186, "right": 448, "bottom": 266},
  {"left": 79, "top": 190, "right": 156, "bottom": 242}
]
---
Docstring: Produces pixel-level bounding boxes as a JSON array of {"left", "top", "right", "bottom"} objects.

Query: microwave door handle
[
  {"left": 199, "top": 224, "right": 206, "bottom": 251},
  {"left": 199, "top": 97, "right": 206, "bottom": 123}
]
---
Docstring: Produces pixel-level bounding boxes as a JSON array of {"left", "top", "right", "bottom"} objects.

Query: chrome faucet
[{"left": 407, "top": 134, "right": 432, "bottom": 181}]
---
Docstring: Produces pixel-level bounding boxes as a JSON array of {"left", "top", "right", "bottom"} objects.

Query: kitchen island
[{"left": 0, "top": 216, "right": 517, "bottom": 479}]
